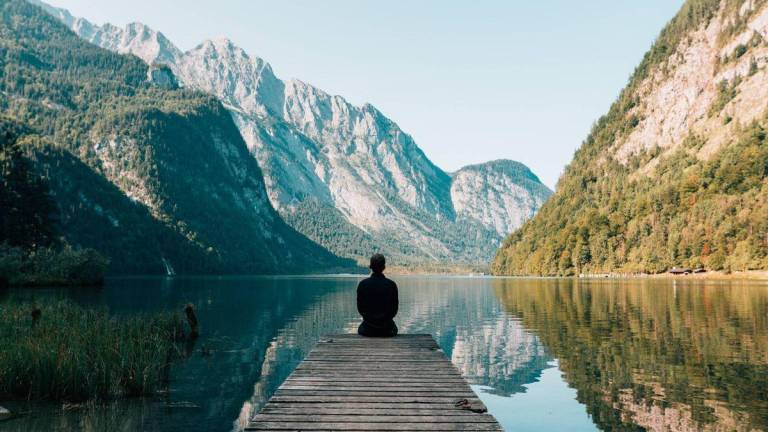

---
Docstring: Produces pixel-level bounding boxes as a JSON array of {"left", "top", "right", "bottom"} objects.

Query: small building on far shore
[{"left": 669, "top": 267, "right": 692, "bottom": 275}]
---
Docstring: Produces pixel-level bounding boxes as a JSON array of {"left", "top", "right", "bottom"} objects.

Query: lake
[{"left": 1, "top": 276, "right": 767, "bottom": 431}]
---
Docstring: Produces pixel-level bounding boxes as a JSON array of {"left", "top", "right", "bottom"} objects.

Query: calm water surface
[{"left": 1, "top": 276, "right": 767, "bottom": 431}]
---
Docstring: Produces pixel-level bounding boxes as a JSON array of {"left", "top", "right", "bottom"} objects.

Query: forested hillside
[
  {"left": 493, "top": 0, "right": 768, "bottom": 275},
  {"left": 37, "top": 1, "right": 553, "bottom": 266},
  {"left": 1, "top": 118, "right": 110, "bottom": 285},
  {"left": 0, "top": 0, "right": 352, "bottom": 275}
]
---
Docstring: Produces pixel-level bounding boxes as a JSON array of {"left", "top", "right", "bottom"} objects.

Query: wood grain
[{"left": 246, "top": 334, "right": 500, "bottom": 431}]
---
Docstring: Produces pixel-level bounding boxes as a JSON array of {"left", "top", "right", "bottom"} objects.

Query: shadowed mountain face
[
  {"left": 0, "top": 0, "right": 352, "bottom": 274},
  {"left": 496, "top": 279, "right": 768, "bottom": 431},
  {"left": 35, "top": 0, "right": 553, "bottom": 265},
  {"left": 493, "top": 0, "right": 768, "bottom": 275}
]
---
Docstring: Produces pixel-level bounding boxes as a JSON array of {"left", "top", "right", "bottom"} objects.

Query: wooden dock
[{"left": 247, "top": 334, "right": 502, "bottom": 431}]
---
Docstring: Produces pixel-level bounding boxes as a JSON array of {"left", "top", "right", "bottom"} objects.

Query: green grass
[{"left": 0, "top": 300, "right": 184, "bottom": 401}]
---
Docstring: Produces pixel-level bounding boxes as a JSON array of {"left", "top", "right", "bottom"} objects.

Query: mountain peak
[
  {"left": 39, "top": 0, "right": 553, "bottom": 264},
  {"left": 456, "top": 159, "right": 544, "bottom": 185},
  {"left": 191, "top": 37, "right": 271, "bottom": 74}
]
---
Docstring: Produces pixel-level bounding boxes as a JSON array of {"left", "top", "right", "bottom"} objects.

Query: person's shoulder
[
  {"left": 385, "top": 276, "right": 398, "bottom": 288},
  {"left": 358, "top": 276, "right": 373, "bottom": 287}
]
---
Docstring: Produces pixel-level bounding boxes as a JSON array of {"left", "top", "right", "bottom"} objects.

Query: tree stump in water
[{"left": 184, "top": 303, "right": 199, "bottom": 338}]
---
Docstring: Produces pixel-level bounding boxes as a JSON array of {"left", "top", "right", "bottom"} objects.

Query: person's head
[{"left": 369, "top": 253, "right": 386, "bottom": 274}]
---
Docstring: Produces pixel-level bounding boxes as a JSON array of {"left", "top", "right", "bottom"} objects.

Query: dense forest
[
  {"left": 0, "top": 118, "right": 107, "bottom": 285},
  {"left": 492, "top": 0, "right": 768, "bottom": 275},
  {"left": 0, "top": 0, "right": 353, "bottom": 277}
]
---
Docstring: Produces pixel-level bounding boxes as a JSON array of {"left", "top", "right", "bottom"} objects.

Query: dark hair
[{"left": 369, "top": 253, "right": 386, "bottom": 273}]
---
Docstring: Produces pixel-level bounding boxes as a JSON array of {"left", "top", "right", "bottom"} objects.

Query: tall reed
[{"left": 0, "top": 300, "right": 184, "bottom": 401}]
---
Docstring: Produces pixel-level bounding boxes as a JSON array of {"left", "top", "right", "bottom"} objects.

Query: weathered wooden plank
[
  {"left": 307, "top": 351, "right": 444, "bottom": 356},
  {"left": 283, "top": 377, "right": 468, "bottom": 383},
  {"left": 247, "top": 334, "right": 499, "bottom": 431},
  {"left": 275, "top": 391, "right": 477, "bottom": 398},
  {"left": 252, "top": 414, "right": 499, "bottom": 423},
  {"left": 292, "top": 369, "right": 460, "bottom": 375},
  {"left": 308, "top": 352, "right": 441, "bottom": 355},
  {"left": 289, "top": 370, "right": 462, "bottom": 376},
  {"left": 268, "top": 395, "right": 483, "bottom": 403},
  {"left": 326, "top": 334, "right": 433, "bottom": 337},
  {"left": 295, "top": 363, "right": 458, "bottom": 369},
  {"left": 280, "top": 381, "right": 469, "bottom": 391},
  {"left": 260, "top": 407, "right": 487, "bottom": 416},
  {"left": 261, "top": 402, "right": 481, "bottom": 410},
  {"left": 283, "top": 381, "right": 469, "bottom": 386},
  {"left": 246, "top": 422, "right": 502, "bottom": 431},
  {"left": 303, "top": 358, "right": 447, "bottom": 362},
  {"left": 282, "top": 378, "right": 470, "bottom": 385}
]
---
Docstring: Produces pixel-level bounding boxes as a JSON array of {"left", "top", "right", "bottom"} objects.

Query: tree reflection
[{"left": 495, "top": 279, "right": 768, "bottom": 431}]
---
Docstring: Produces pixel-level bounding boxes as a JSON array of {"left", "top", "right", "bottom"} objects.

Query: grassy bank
[{"left": 0, "top": 300, "right": 184, "bottom": 401}]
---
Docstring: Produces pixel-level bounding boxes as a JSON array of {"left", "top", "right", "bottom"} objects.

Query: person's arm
[
  {"left": 391, "top": 282, "right": 399, "bottom": 318},
  {"left": 357, "top": 281, "right": 366, "bottom": 317}
]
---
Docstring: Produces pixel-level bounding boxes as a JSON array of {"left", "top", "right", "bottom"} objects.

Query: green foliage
[
  {"left": 718, "top": 0, "right": 768, "bottom": 44},
  {"left": 734, "top": 43, "right": 748, "bottom": 58},
  {"left": 283, "top": 199, "right": 397, "bottom": 264},
  {"left": 0, "top": 0, "right": 353, "bottom": 274},
  {"left": 0, "top": 243, "right": 108, "bottom": 286},
  {"left": 23, "top": 142, "right": 222, "bottom": 275},
  {"left": 0, "top": 299, "right": 184, "bottom": 401},
  {"left": 283, "top": 197, "right": 503, "bottom": 265},
  {"left": 708, "top": 76, "right": 741, "bottom": 117},
  {"left": 0, "top": 117, "right": 56, "bottom": 248},
  {"left": 492, "top": 0, "right": 768, "bottom": 276},
  {"left": 633, "top": 0, "right": 722, "bottom": 83},
  {"left": 1, "top": 117, "right": 109, "bottom": 285},
  {"left": 494, "top": 116, "right": 768, "bottom": 276}
]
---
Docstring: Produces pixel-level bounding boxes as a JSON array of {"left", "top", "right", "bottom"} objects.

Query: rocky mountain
[
  {"left": 1, "top": 0, "right": 352, "bottom": 274},
  {"left": 451, "top": 160, "right": 553, "bottom": 238},
  {"left": 36, "top": 0, "right": 553, "bottom": 265},
  {"left": 493, "top": 0, "right": 768, "bottom": 275}
]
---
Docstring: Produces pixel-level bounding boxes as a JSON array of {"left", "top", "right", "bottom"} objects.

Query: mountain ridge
[
  {"left": 34, "top": 0, "right": 553, "bottom": 265},
  {"left": 1, "top": 0, "right": 353, "bottom": 274}
]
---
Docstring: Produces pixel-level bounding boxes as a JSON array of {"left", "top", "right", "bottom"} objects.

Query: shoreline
[{"left": 575, "top": 270, "right": 768, "bottom": 280}]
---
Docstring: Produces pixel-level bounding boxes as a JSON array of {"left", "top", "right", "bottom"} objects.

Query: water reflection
[
  {"left": 1, "top": 277, "right": 357, "bottom": 432},
  {"left": 232, "top": 276, "right": 553, "bottom": 429},
  {"left": 495, "top": 278, "right": 768, "bottom": 432},
  {"left": 3, "top": 276, "right": 765, "bottom": 432},
  {"left": 1, "top": 276, "right": 556, "bottom": 431}
]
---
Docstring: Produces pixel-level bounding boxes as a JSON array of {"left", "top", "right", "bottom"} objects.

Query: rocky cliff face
[
  {"left": 36, "top": 0, "right": 553, "bottom": 264},
  {"left": 493, "top": 0, "right": 768, "bottom": 275},
  {"left": 451, "top": 160, "right": 552, "bottom": 238},
  {"left": 3, "top": 0, "right": 351, "bottom": 274},
  {"left": 614, "top": 0, "right": 768, "bottom": 165}
]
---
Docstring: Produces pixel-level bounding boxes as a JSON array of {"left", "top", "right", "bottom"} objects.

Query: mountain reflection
[
  {"left": 234, "top": 276, "right": 553, "bottom": 430},
  {"left": 494, "top": 278, "right": 768, "bottom": 431}
]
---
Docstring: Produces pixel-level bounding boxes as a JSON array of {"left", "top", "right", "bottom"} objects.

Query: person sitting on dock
[{"left": 357, "top": 253, "right": 399, "bottom": 337}]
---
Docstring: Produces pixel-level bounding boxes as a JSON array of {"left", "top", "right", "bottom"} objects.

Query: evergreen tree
[{"left": 0, "top": 118, "right": 57, "bottom": 247}]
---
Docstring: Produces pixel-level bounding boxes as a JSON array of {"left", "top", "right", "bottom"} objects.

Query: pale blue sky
[{"left": 48, "top": 0, "right": 684, "bottom": 189}]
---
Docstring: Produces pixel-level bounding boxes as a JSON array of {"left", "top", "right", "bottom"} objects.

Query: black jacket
[{"left": 356, "top": 273, "right": 398, "bottom": 329}]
